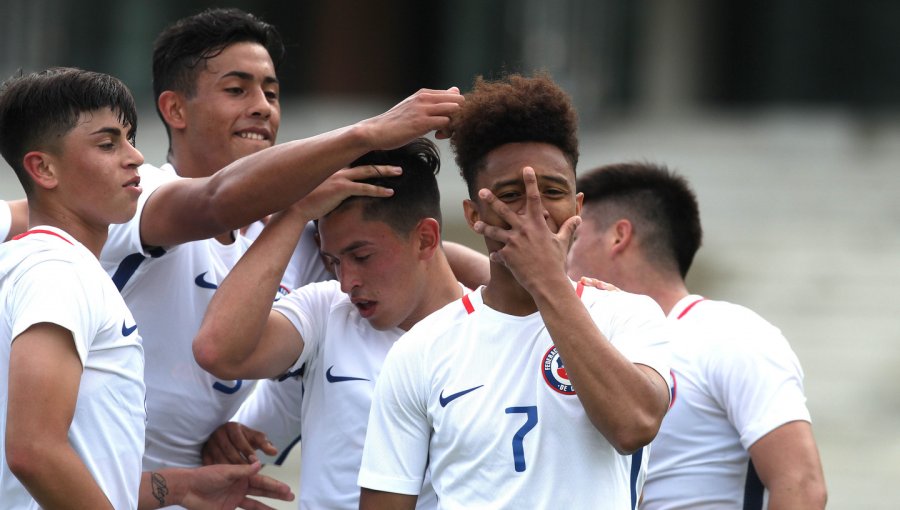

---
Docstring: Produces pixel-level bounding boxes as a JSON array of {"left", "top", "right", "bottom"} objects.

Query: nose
[
  {"left": 248, "top": 87, "right": 273, "bottom": 119},
  {"left": 338, "top": 263, "right": 361, "bottom": 295},
  {"left": 125, "top": 143, "right": 144, "bottom": 168}
]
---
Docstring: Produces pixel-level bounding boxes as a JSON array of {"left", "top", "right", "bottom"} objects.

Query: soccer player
[
  {"left": 94, "top": 7, "right": 463, "bottom": 474},
  {"left": 193, "top": 138, "right": 463, "bottom": 509},
  {"left": 357, "top": 73, "right": 672, "bottom": 509},
  {"left": 0, "top": 67, "right": 293, "bottom": 510},
  {"left": 567, "top": 162, "right": 827, "bottom": 509}
]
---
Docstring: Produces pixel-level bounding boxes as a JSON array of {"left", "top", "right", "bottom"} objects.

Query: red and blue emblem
[{"left": 542, "top": 345, "right": 575, "bottom": 395}]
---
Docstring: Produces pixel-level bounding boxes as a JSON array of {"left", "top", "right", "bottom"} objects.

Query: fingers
[
  {"left": 242, "top": 425, "right": 278, "bottom": 457},
  {"left": 245, "top": 468, "right": 295, "bottom": 501},
  {"left": 578, "top": 276, "right": 621, "bottom": 292}
]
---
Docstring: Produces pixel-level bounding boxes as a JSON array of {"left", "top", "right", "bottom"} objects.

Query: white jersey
[
  {"left": 0, "top": 199, "right": 10, "bottom": 241},
  {"left": 359, "top": 282, "right": 672, "bottom": 510},
  {"left": 234, "top": 376, "right": 304, "bottom": 466},
  {"left": 0, "top": 227, "right": 145, "bottom": 509},
  {"left": 262, "top": 279, "right": 438, "bottom": 510},
  {"left": 99, "top": 163, "right": 328, "bottom": 471},
  {"left": 641, "top": 295, "right": 811, "bottom": 510}
]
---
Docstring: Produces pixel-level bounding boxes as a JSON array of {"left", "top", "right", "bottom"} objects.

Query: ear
[
  {"left": 462, "top": 198, "right": 480, "bottom": 233},
  {"left": 157, "top": 90, "right": 187, "bottom": 130},
  {"left": 414, "top": 218, "right": 441, "bottom": 260},
  {"left": 610, "top": 219, "right": 633, "bottom": 255},
  {"left": 574, "top": 191, "right": 584, "bottom": 217},
  {"left": 21, "top": 151, "right": 59, "bottom": 190}
]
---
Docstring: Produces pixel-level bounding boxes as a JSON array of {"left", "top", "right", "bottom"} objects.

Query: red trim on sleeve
[
  {"left": 576, "top": 281, "right": 584, "bottom": 298},
  {"left": 676, "top": 297, "right": 705, "bottom": 320},
  {"left": 462, "top": 293, "right": 475, "bottom": 314},
  {"left": 12, "top": 229, "right": 73, "bottom": 245}
]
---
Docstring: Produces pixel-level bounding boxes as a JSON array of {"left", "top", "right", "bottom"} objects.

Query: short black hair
[
  {"left": 0, "top": 67, "right": 137, "bottom": 195},
  {"left": 328, "top": 137, "right": 442, "bottom": 236},
  {"left": 451, "top": 72, "right": 579, "bottom": 198},
  {"left": 578, "top": 162, "right": 703, "bottom": 278},
  {"left": 152, "top": 8, "right": 284, "bottom": 137}
]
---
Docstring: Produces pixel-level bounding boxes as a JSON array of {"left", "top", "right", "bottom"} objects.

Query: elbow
[
  {"left": 604, "top": 412, "right": 663, "bottom": 455},
  {"left": 192, "top": 331, "right": 240, "bottom": 380},
  {"left": 6, "top": 441, "right": 46, "bottom": 485}
]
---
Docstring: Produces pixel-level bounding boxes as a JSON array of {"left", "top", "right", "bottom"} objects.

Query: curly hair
[{"left": 450, "top": 72, "right": 579, "bottom": 197}]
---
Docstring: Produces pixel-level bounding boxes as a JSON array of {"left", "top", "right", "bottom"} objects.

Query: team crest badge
[
  {"left": 542, "top": 345, "right": 576, "bottom": 395},
  {"left": 274, "top": 284, "right": 291, "bottom": 302}
]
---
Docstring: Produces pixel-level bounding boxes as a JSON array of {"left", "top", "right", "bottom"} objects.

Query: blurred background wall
[{"left": 2, "top": 1, "right": 899, "bottom": 507}]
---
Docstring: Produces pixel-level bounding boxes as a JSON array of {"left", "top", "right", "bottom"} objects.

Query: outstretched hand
[
  {"left": 472, "top": 166, "right": 580, "bottom": 293},
  {"left": 202, "top": 422, "right": 278, "bottom": 466},
  {"left": 179, "top": 462, "right": 294, "bottom": 510},
  {"left": 292, "top": 164, "right": 401, "bottom": 221},
  {"left": 360, "top": 87, "right": 464, "bottom": 149}
]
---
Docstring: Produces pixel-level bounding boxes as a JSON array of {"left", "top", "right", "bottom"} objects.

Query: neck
[
  {"left": 481, "top": 262, "right": 540, "bottom": 316},
  {"left": 28, "top": 206, "right": 108, "bottom": 259},
  {"left": 399, "top": 256, "right": 465, "bottom": 331},
  {"left": 619, "top": 268, "right": 690, "bottom": 316}
]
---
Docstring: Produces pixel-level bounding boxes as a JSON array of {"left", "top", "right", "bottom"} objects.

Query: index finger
[
  {"left": 225, "top": 425, "right": 260, "bottom": 464},
  {"left": 340, "top": 164, "right": 402, "bottom": 181}
]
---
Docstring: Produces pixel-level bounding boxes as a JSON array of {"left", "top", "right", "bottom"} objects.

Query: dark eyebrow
[
  {"left": 222, "top": 70, "right": 279, "bottom": 85},
  {"left": 322, "top": 240, "right": 374, "bottom": 258},
  {"left": 491, "top": 174, "right": 572, "bottom": 189},
  {"left": 90, "top": 127, "right": 122, "bottom": 137}
]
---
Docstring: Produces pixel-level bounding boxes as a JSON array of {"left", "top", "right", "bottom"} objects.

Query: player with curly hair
[{"left": 358, "top": 73, "right": 673, "bottom": 509}]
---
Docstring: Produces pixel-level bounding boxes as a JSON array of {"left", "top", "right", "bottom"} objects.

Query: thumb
[
  {"left": 221, "top": 461, "right": 263, "bottom": 480},
  {"left": 559, "top": 215, "right": 582, "bottom": 245}
]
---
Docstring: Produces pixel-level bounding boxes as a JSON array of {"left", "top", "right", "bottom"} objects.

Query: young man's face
[
  {"left": 464, "top": 141, "right": 582, "bottom": 255},
  {"left": 566, "top": 204, "right": 613, "bottom": 281},
  {"left": 179, "top": 41, "right": 280, "bottom": 176},
  {"left": 318, "top": 203, "right": 430, "bottom": 332},
  {"left": 49, "top": 108, "right": 144, "bottom": 227}
]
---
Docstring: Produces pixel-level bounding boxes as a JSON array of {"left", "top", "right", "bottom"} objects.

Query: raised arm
[
  {"left": 442, "top": 241, "right": 489, "bottom": 289},
  {"left": 140, "top": 87, "right": 463, "bottom": 247},
  {"left": 473, "top": 167, "right": 669, "bottom": 453},
  {"left": 6, "top": 323, "right": 116, "bottom": 509},
  {"left": 193, "top": 166, "right": 397, "bottom": 380}
]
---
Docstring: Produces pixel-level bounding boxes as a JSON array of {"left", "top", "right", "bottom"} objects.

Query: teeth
[{"left": 239, "top": 132, "right": 265, "bottom": 141}]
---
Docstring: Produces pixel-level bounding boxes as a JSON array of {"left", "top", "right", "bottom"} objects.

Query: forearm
[
  {"left": 532, "top": 279, "right": 667, "bottom": 452},
  {"left": 9, "top": 445, "right": 114, "bottom": 509},
  {"left": 194, "top": 208, "right": 309, "bottom": 379},
  {"left": 443, "top": 241, "right": 489, "bottom": 289}
]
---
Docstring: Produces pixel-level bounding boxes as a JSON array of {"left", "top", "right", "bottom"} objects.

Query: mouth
[
  {"left": 352, "top": 298, "right": 377, "bottom": 317},
  {"left": 123, "top": 176, "right": 141, "bottom": 188},
  {"left": 235, "top": 128, "right": 272, "bottom": 143}
]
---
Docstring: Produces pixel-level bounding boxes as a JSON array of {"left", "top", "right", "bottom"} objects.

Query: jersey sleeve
[
  {"left": 102, "top": 164, "right": 177, "bottom": 262},
  {"left": 705, "top": 317, "right": 810, "bottom": 449},
  {"left": 8, "top": 259, "right": 98, "bottom": 366},
  {"left": 0, "top": 199, "right": 10, "bottom": 242},
  {"left": 594, "top": 290, "right": 673, "bottom": 392},
  {"left": 358, "top": 333, "right": 431, "bottom": 495},
  {"left": 232, "top": 378, "right": 302, "bottom": 465},
  {"left": 271, "top": 280, "right": 339, "bottom": 373}
]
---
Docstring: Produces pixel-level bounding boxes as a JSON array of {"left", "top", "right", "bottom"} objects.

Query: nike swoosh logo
[
  {"left": 439, "top": 385, "right": 484, "bottom": 407},
  {"left": 325, "top": 365, "right": 369, "bottom": 383},
  {"left": 121, "top": 320, "right": 137, "bottom": 337},
  {"left": 194, "top": 271, "right": 218, "bottom": 289}
]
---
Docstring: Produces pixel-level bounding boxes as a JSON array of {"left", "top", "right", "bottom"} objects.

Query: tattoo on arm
[{"left": 151, "top": 472, "right": 168, "bottom": 507}]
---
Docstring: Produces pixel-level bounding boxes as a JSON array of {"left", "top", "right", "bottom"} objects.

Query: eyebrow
[
  {"left": 491, "top": 174, "right": 572, "bottom": 189},
  {"left": 221, "top": 70, "right": 279, "bottom": 85},
  {"left": 322, "top": 240, "right": 374, "bottom": 258},
  {"left": 89, "top": 127, "right": 123, "bottom": 137}
]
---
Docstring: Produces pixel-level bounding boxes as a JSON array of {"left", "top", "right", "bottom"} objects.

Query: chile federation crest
[{"left": 542, "top": 345, "right": 576, "bottom": 395}]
